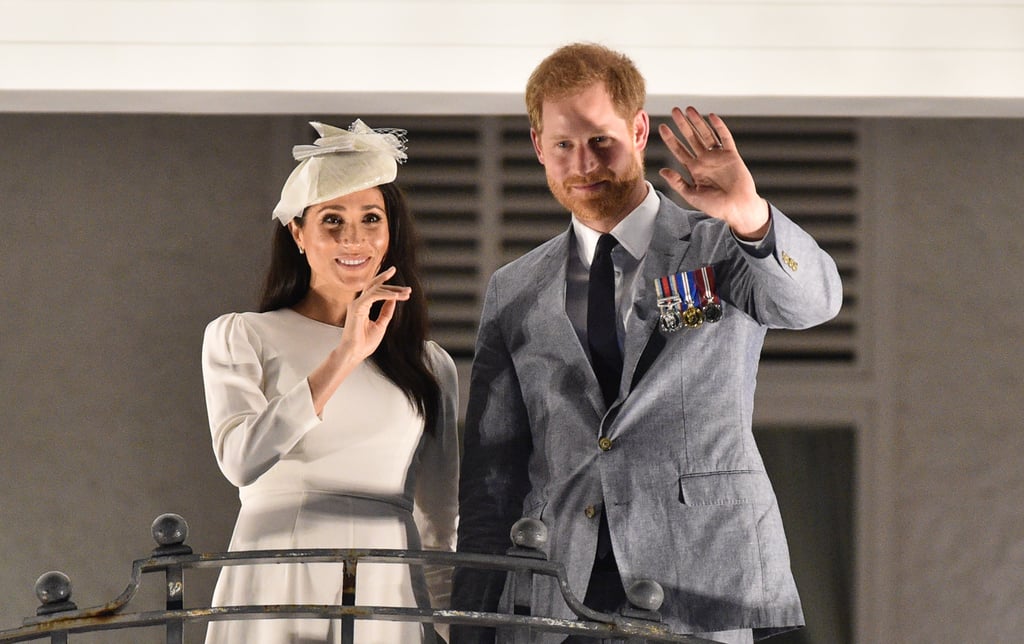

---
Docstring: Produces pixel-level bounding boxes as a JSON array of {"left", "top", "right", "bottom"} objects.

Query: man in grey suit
[{"left": 451, "top": 43, "right": 842, "bottom": 643}]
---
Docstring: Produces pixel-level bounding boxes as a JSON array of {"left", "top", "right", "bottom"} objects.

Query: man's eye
[{"left": 555, "top": 141, "right": 571, "bottom": 149}]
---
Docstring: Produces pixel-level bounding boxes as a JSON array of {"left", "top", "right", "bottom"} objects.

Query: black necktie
[{"left": 588, "top": 233, "right": 622, "bottom": 407}]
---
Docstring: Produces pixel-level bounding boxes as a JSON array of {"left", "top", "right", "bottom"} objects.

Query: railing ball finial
[
  {"left": 626, "top": 579, "right": 665, "bottom": 612},
  {"left": 34, "top": 571, "right": 72, "bottom": 605},
  {"left": 509, "top": 517, "right": 548, "bottom": 551},
  {"left": 151, "top": 513, "right": 193, "bottom": 556},
  {"left": 34, "top": 570, "right": 78, "bottom": 615},
  {"left": 152, "top": 513, "right": 189, "bottom": 547}
]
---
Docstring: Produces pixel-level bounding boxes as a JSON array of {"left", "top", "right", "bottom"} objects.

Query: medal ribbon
[
  {"left": 673, "top": 271, "right": 698, "bottom": 308},
  {"left": 655, "top": 275, "right": 682, "bottom": 309},
  {"left": 696, "top": 266, "right": 719, "bottom": 306},
  {"left": 655, "top": 275, "right": 671, "bottom": 301}
]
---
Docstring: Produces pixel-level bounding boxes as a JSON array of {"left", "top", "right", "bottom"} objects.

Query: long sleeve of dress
[
  {"left": 413, "top": 341, "right": 462, "bottom": 609},
  {"left": 201, "top": 313, "right": 321, "bottom": 487}
]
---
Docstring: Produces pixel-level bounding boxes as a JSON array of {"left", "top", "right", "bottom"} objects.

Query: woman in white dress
[{"left": 202, "top": 120, "right": 459, "bottom": 643}]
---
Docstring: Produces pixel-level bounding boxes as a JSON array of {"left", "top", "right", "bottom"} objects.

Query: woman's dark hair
[{"left": 259, "top": 182, "right": 441, "bottom": 434}]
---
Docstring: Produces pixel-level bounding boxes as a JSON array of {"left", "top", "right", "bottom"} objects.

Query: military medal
[
  {"left": 654, "top": 276, "right": 684, "bottom": 333},
  {"left": 676, "top": 272, "right": 705, "bottom": 329},
  {"left": 656, "top": 267, "right": 723, "bottom": 332},
  {"left": 696, "top": 265, "right": 724, "bottom": 323}
]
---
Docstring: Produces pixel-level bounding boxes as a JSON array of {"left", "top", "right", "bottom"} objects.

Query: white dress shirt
[{"left": 566, "top": 182, "right": 660, "bottom": 356}]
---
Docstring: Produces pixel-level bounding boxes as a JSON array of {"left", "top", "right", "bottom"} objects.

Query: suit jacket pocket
[
  {"left": 678, "top": 470, "right": 769, "bottom": 506},
  {"left": 618, "top": 470, "right": 769, "bottom": 629}
]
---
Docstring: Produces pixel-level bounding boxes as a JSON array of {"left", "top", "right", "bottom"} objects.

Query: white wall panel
[{"left": 1, "top": 0, "right": 1022, "bottom": 115}]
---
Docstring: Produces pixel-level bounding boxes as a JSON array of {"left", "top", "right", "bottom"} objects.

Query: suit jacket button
[
  {"left": 598, "top": 437, "right": 613, "bottom": 451},
  {"left": 584, "top": 505, "right": 596, "bottom": 519}
]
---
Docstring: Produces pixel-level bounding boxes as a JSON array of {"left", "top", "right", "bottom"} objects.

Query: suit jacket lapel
[
  {"left": 621, "top": 197, "right": 694, "bottom": 395},
  {"left": 532, "top": 228, "right": 610, "bottom": 414}
]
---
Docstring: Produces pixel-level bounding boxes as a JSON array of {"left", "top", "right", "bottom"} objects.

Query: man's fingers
[
  {"left": 658, "top": 168, "right": 692, "bottom": 194},
  {"left": 706, "top": 113, "right": 734, "bottom": 149},
  {"left": 663, "top": 106, "right": 725, "bottom": 160},
  {"left": 666, "top": 108, "right": 703, "bottom": 156},
  {"left": 684, "top": 106, "right": 719, "bottom": 149},
  {"left": 658, "top": 123, "right": 695, "bottom": 161},
  {"left": 674, "top": 106, "right": 727, "bottom": 152}
]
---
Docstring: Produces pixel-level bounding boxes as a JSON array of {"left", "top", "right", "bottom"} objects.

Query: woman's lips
[{"left": 336, "top": 257, "right": 370, "bottom": 267}]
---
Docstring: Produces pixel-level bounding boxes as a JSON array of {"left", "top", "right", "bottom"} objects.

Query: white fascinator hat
[{"left": 272, "top": 119, "right": 408, "bottom": 225}]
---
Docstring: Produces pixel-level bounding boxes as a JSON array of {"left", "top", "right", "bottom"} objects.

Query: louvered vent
[{"left": 398, "top": 116, "right": 859, "bottom": 368}]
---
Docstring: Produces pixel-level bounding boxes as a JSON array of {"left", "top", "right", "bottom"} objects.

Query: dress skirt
[{"left": 204, "top": 491, "right": 436, "bottom": 643}]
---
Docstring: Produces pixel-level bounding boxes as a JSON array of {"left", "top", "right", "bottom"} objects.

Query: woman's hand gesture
[
  {"left": 307, "top": 266, "right": 411, "bottom": 415},
  {"left": 337, "top": 266, "right": 411, "bottom": 363}
]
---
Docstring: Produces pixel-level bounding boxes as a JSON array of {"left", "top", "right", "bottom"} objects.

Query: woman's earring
[{"left": 298, "top": 246, "right": 305, "bottom": 255}]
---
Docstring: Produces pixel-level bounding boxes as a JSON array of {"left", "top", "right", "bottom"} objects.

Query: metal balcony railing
[{"left": 0, "top": 514, "right": 720, "bottom": 643}]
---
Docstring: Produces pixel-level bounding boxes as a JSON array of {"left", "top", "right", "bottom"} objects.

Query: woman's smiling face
[{"left": 289, "top": 186, "right": 390, "bottom": 302}]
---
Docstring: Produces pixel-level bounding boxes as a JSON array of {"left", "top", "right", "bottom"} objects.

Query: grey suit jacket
[{"left": 453, "top": 193, "right": 843, "bottom": 641}]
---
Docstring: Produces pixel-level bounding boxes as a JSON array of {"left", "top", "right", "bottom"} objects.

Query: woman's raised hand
[
  {"left": 307, "top": 266, "right": 410, "bottom": 416},
  {"left": 339, "top": 266, "right": 411, "bottom": 363}
]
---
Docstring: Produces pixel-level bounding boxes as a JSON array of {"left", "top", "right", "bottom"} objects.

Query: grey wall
[
  {"left": 864, "top": 118, "right": 1024, "bottom": 642},
  {"left": 0, "top": 114, "right": 1022, "bottom": 642},
  {"left": 0, "top": 115, "right": 289, "bottom": 632}
]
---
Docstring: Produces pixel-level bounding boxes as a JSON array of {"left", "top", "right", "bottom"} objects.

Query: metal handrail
[{"left": 0, "top": 514, "right": 720, "bottom": 643}]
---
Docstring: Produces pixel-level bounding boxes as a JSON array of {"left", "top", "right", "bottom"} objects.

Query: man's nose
[{"left": 573, "top": 146, "right": 600, "bottom": 176}]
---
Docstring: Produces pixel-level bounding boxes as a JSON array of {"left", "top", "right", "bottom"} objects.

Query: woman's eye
[
  {"left": 323, "top": 215, "right": 341, "bottom": 225},
  {"left": 364, "top": 213, "right": 382, "bottom": 224}
]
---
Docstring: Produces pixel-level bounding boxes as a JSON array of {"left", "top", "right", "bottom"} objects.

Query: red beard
[{"left": 547, "top": 156, "right": 644, "bottom": 224}]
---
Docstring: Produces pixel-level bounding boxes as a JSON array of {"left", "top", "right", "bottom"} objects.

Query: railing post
[
  {"left": 504, "top": 518, "right": 549, "bottom": 644},
  {"left": 33, "top": 571, "right": 76, "bottom": 644},
  {"left": 620, "top": 579, "right": 666, "bottom": 644},
  {"left": 341, "top": 555, "right": 358, "bottom": 644},
  {"left": 151, "top": 514, "right": 193, "bottom": 644}
]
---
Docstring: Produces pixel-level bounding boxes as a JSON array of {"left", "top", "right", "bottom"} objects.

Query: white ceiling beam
[{"left": 2, "top": 1, "right": 1022, "bottom": 117}]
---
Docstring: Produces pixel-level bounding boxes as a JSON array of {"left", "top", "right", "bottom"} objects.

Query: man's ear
[
  {"left": 633, "top": 110, "right": 651, "bottom": 152},
  {"left": 530, "top": 128, "right": 545, "bottom": 165}
]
